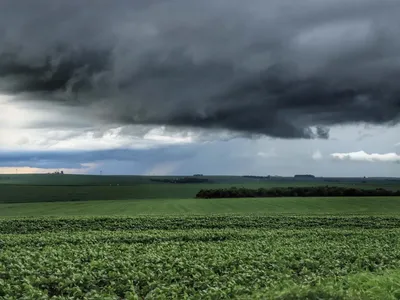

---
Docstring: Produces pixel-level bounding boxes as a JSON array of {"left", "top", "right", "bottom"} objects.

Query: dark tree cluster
[
  {"left": 196, "top": 186, "right": 400, "bottom": 198},
  {"left": 242, "top": 176, "right": 271, "bottom": 180},
  {"left": 294, "top": 174, "right": 315, "bottom": 178},
  {"left": 151, "top": 177, "right": 210, "bottom": 184}
]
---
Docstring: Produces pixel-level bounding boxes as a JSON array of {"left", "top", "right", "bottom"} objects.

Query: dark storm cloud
[{"left": 1, "top": 0, "right": 400, "bottom": 139}]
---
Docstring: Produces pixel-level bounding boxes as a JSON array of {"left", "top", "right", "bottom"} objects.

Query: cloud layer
[
  {"left": 1, "top": 0, "right": 400, "bottom": 139},
  {"left": 331, "top": 151, "right": 400, "bottom": 163}
]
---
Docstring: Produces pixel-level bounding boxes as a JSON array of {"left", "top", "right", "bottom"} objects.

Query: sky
[{"left": 0, "top": 0, "right": 399, "bottom": 176}]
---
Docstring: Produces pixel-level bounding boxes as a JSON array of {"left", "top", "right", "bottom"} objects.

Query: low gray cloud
[{"left": 1, "top": 0, "right": 400, "bottom": 139}]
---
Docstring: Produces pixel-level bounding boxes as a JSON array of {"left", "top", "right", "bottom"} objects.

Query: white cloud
[
  {"left": 143, "top": 126, "right": 194, "bottom": 144},
  {"left": 0, "top": 98, "right": 196, "bottom": 151},
  {"left": 257, "top": 148, "right": 277, "bottom": 158},
  {"left": 312, "top": 150, "right": 323, "bottom": 160},
  {"left": 46, "top": 126, "right": 194, "bottom": 151},
  {"left": 331, "top": 151, "right": 400, "bottom": 163}
]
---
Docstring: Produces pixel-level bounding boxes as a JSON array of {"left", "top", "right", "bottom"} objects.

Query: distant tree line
[
  {"left": 151, "top": 177, "right": 210, "bottom": 184},
  {"left": 294, "top": 174, "right": 315, "bottom": 178},
  {"left": 242, "top": 175, "right": 271, "bottom": 179},
  {"left": 48, "top": 171, "right": 64, "bottom": 175},
  {"left": 196, "top": 186, "right": 400, "bottom": 198}
]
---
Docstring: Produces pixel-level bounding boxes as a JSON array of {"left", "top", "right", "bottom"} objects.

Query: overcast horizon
[{"left": 0, "top": 0, "right": 399, "bottom": 176}]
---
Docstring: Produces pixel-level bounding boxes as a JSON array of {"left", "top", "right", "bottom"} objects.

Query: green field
[
  {"left": 1, "top": 174, "right": 399, "bottom": 203},
  {"left": 1, "top": 197, "right": 400, "bottom": 217},
  {"left": 0, "top": 174, "right": 262, "bottom": 186},
  {"left": 2, "top": 216, "right": 400, "bottom": 299},
  {"left": 2, "top": 174, "right": 400, "bottom": 299}
]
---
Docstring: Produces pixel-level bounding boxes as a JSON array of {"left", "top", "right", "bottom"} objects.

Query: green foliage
[
  {"left": 1, "top": 215, "right": 400, "bottom": 234},
  {"left": 1, "top": 216, "right": 400, "bottom": 298},
  {"left": 196, "top": 186, "right": 400, "bottom": 198}
]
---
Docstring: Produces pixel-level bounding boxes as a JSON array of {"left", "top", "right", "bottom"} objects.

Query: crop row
[
  {"left": 1, "top": 225, "right": 400, "bottom": 299},
  {"left": 1, "top": 227, "right": 397, "bottom": 248},
  {"left": 2, "top": 215, "right": 400, "bottom": 234}
]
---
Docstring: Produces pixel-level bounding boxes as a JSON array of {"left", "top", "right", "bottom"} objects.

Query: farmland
[
  {"left": 1, "top": 174, "right": 399, "bottom": 203},
  {"left": 2, "top": 197, "right": 400, "bottom": 217},
  {"left": 1, "top": 175, "right": 400, "bottom": 298},
  {"left": 2, "top": 216, "right": 400, "bottom": 298}
]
